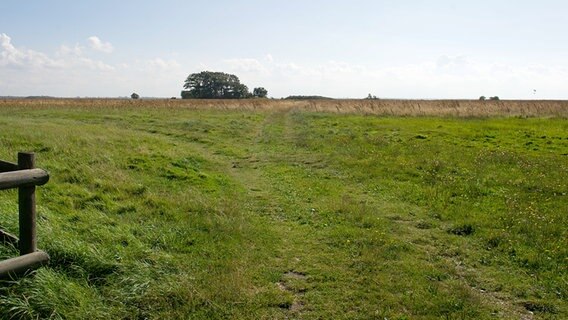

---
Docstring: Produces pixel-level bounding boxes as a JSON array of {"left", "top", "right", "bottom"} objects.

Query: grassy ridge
[{"left": 0, "top": 101, "right": 566, "bottom": 319}]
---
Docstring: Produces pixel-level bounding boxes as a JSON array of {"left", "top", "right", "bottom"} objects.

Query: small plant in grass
[{"left": 449, "top": 223, "right": 475, "bottom": 236}]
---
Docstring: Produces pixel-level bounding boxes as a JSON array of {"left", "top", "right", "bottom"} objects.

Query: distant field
[
  {"left": 4, "top": 98, "right": 568, "bottom": 117},
  {"left": 0, "top": 99, "right": 566, "bottom": 319}
]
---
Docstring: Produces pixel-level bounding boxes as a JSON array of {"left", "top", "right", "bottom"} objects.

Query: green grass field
[{"left": 0, "top": 101, "right": 566, "bottom": 319}]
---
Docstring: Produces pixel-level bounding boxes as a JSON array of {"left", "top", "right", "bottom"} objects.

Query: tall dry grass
[{"left": 1, "top": 98, "right": 567, "bottom": 117}]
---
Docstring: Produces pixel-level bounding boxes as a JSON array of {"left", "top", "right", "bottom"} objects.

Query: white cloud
[
  {"left": 436, "top": 55, "right": 468, "bottom": 68},
  {"left": 0, "top": 33, "right": 62, "bottom": 69},
  {"left": 141, "top": 58, "right": 181, "bottom": 71},
  {"left": 76, "top": 58, "right": 115, "bottom": 71},
  {"left": 0, "top": 34, "right": 128, "bottom": 96},
  {"left": 223, "top": 58, "right": 269, "bottom": 74},
  {"left": 1, "top": 34, "right": 115, "bottom": 73},
  {"left": 56, "top": 44, "right": 83, "bottom": 57},
  {"left": 1, "top": 34, "right": 16, "bottom": 50},
  {"left": 87, "top": 36, "right": 114, "bottom": 53}
]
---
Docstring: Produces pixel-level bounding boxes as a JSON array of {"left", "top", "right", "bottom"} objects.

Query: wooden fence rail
[
  {"left": 0, "top": 152, "right": 50, "bottom": 279},
  {"left": 0, "top": 160, "right": 18, "bottom": 172},
  {"left": 0, "top": 169, "right": 49, "bottom": 190}
]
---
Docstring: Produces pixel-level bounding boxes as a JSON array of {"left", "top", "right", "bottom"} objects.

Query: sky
[{"left": 1, "top": 0, "right": 567, "bottom": 99}]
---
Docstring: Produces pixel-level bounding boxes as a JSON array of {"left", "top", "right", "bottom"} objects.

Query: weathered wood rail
[{"left": 0, "top": 152, "right": 50, "bottom": 279}]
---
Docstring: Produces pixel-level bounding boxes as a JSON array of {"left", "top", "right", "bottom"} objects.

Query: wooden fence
[{"left": 0, "top": 152, "right": 50, "bottom": 278}]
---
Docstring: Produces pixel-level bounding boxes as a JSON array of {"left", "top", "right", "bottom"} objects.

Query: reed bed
[{"left": 2, "top": 98, "right": 567, "bottom": 117}]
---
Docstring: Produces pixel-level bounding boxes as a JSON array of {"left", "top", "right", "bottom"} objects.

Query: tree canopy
[
  {"left": 253, "top": 87, "right": 268, "bottom": 98},
  {"left": 181, "top": 71, "right": 252, "bottom": 99}
]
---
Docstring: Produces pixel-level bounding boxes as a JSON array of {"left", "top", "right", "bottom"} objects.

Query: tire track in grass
[
  {"left": 129, "top": 109, "right": 312, "bottom": 318},
  {"left": 127, "top": 109, "right": 539, "bottom": 318},
  {"left": 225, "top": 109, "right": 313, "bottom": 317},
  {"left": 249, "top": 110, "right": 539, "bottom": 319}
]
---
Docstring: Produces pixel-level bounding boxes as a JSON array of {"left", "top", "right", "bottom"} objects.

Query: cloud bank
[
  {"left": 1, "top": 33, "right": 567, "bottom": 99},
  {"left": 0, "top": 34, "right": 183, "bottom": 97},
  {"left": 219, "top": 54, "right": 568, "bottom": 99}
]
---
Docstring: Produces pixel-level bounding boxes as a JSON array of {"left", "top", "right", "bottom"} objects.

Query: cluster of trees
[
  {"left": 181, "top": 71, "right": 267, "bottom": 99},
  {"left": 479, "top": 96, "right": 500, "bottom": 101},
  {"left": 365, "top": 93, "right": 378, "bottom": 100}
]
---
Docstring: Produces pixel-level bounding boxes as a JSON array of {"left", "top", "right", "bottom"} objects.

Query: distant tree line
[
  {"left": 479, "top": 95, "right": 499, "bottom": 101},
  {"left": 365, "top": 93, "right": 378, "bottom": 100},
  {"left": 181, "top": 71, "right": 267, "bottom": 99},
  {"left": 284, "top": 95, "right": 333, "bottom": 100}
]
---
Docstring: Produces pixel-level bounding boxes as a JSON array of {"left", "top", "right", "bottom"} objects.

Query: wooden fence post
[{"left": 18, "top": 152, "right": 36, "bottom": 255}]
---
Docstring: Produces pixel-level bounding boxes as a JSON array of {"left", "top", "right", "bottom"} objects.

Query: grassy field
[{"left": 0, "top": 99, "right": 566, "bottom": 319}]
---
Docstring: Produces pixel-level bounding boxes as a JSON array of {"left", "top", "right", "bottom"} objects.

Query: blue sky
[{"left": 1, "top": 0, "right": 567, "bottom": 99}]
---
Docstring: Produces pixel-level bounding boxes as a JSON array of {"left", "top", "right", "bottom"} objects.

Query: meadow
[{"left": 0, "top": 99, "right": 566, "bottom": 319}]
